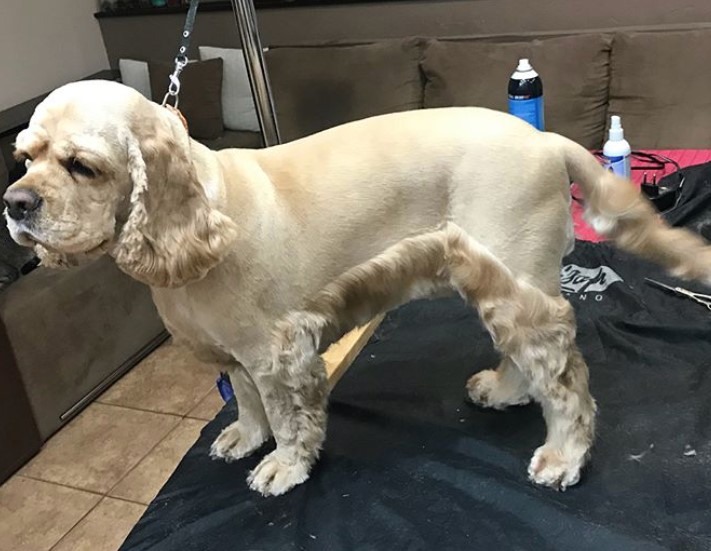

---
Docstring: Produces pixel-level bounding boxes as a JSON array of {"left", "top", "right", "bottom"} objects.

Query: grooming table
[{"left": 120, "top": 162, "right": 711, "bottom": 551}]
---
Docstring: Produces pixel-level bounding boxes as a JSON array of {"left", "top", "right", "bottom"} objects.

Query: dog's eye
[{"left": 68, "top": 158, "right": 96, "bottom": 178}]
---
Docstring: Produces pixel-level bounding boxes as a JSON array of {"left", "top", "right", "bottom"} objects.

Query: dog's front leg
[
  {"left": 210, "top": 363, "right": 271, "bottom": 462},
  {"left": 246, "top": 329, "right": 329, "bottom": 496}
]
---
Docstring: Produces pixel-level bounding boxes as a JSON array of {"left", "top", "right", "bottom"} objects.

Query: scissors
[{"left": 644, "top": 278, "right": 711, "bottom": 311}]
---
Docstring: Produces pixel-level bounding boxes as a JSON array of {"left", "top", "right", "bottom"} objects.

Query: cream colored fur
[{"left": 5, "top": 80, "right": 711, "bottom": 496}]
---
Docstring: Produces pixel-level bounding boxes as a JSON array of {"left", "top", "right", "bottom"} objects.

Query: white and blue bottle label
[
  {"left": 508, "top": 96, "right": 544, "bottom": 130},
  {"left": 603, "top": 155, "right": 631, "bottom": 178}
]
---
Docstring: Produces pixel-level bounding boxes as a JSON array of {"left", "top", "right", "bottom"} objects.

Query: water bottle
[
  {"left": 602, "top": 115, "right": 631, "bottom": 179},
  {"left": 508, "top": 58, "right": 544, "bottom": 131}
]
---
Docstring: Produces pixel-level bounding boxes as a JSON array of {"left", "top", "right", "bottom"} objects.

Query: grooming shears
[{"left": 644, "top": 278, "right": 711, "bottom": 311}]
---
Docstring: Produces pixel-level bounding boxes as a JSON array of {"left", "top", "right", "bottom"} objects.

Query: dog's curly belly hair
[{"left": 273, "top": 223, "right": 596, "bottom": 493}]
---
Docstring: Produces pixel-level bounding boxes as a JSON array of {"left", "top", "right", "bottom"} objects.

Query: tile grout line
[
  {"left": 95, "top": 381, "right": 218, "bottom": 418},
  {"left": 92, "top": 400, "right": 190, "bottom": 418},
  {"left": 47, "top": 496, "right": 103, "bottom": 551},
  {"left": 93, "top": 367, "right": 218, "bottom": 418},
  {"left": 24, "top": 384, "right": 221, "bottom": 550},
  {"left": 102, "top": 387, "right": 223, "bottom": 516},
  {"left": 184, "top": 413, "right": 219, "bottom": 422},
  {"left": 16, "top": 474, "right": 153, "bottom": 506},
  {"left": 17, "top": 474, "right": 106, "bottom": 498},
  {"left": 100, "top": 494, "right": 151, "bottom": 507},
  {"left": 181, "top": 384, "right": 221, "bottom": 420},
  {"left": 40, "top": 418, "right": 189, "bottom": 551},
  {"left": 46, "top": 495, "right": 150, "bottom": 551},
  {"left": 19, "top": 413, "right": 191, "bottom": 501},
  {"left": 16, "top": 345, "right": 217, "bottom": 550},
  {"left": 104, "top": 390, "right": 218, "bottom": 501},
  {"left": 103, "top": 418, "right": 188, "bottom": 501}
]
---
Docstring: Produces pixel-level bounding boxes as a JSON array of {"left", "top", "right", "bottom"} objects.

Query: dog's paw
[
  {"left": 527, "top": 445, "right": 584, "bottom": 491},
  {"left": 466, "top": 369, "right": 530, "bottom": 410},
  {"left": 247, "top": 451, "right": 311, "bottom": 496},
  {"left": 210, "top": 421, "right": 269, "bottom": 462}
]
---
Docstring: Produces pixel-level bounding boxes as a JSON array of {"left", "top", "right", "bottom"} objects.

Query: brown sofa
[
  {"left": 0, "top": 314, "right": 40, "bottom": 483},
  {"left": 232, "top": 26, "right": 710, "bottom": 151},
  {"left": 103, "top": 23, "right": 711, "bottom": 150}
]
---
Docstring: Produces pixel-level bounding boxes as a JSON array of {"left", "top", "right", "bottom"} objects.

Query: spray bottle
[
  {"left": 508, "top": 58, "right": 544, "bottom": 131},
  {"left": 602, "top": 115, "right": 631, "bottom": 179}
]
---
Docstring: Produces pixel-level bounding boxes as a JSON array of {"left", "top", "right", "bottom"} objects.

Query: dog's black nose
[{"left": 3, "top": 188, "right": 42, "bottom": 221}]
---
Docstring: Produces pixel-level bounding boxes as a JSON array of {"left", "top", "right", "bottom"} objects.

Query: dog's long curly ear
[{"left": 112, "top": 112, "right": 238, "bottom": 288}]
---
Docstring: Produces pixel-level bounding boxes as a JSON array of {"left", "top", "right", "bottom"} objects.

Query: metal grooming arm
[{"left": 229, "top": 0, "right": 281, "bottom": 146}]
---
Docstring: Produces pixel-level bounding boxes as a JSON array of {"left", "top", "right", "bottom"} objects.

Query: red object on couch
[{"left": 572, "top": 150, "right": 711, "bottom": 242}]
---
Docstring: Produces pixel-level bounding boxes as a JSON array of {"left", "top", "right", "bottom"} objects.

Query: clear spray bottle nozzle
[{"left": 609, "top": 115, "right": 624, "bottom": 140}]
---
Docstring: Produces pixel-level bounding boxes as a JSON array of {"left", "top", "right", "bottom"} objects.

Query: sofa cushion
[
  {"left": 265, "top": 38, "right": 423, "bottom": 142},
  {"left": 422, "top": 34, "right": 612, "bottom": 149},
  {"left": 609, "top": 29, "right": 711, "bottom": 149},
  {"left": 149, "top": 58, "right": 224, "bottom": 140}
]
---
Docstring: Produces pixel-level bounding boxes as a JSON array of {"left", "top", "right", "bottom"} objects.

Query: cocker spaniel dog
[{"left": 4, "top": 80, "right": 711, "bottom": 496}]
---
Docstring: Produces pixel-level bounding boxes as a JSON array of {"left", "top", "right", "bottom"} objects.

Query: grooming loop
[{"left": 161, "top": 0, "right": 200, "bottom": 108}]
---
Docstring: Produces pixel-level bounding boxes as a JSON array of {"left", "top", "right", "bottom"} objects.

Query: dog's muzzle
[{"left": 3, "top": 187, "right": 42, "bottom": 221}]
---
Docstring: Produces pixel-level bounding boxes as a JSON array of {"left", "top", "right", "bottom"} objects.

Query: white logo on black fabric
[{"left": 560, "top": 264, "right": 622, "bottom": 301}]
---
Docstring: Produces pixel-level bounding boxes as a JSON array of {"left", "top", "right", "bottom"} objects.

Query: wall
[
  {"left": 257, "top": 0, "right": 711, "bottom": 44},
  {"left": 98, "top": 0, "right": 711, "bottom": 68},
  {"left": 0, "top": 0, "right": 109, "bottom": 110}
]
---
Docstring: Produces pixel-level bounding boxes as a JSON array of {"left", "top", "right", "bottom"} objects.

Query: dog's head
[{"left": 3, "top": 80, "right": 237, "bottom": 287}]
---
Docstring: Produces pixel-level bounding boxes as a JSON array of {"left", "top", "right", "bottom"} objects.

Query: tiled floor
[
  {"left": 0, "top": 339, "right": 225, "bottom": 551},
  {"left": 0, "top": 320, "right": 380, "bottom": 551}
]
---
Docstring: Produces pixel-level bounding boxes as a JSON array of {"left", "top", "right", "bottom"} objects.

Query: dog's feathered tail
[{"left": 557, "top": 135, "right": 711, "bottom": 285}]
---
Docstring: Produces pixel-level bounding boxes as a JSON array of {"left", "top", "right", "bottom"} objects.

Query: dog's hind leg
[
  {"left": 447, "top": 227, "right": 596, "bottom": 490},
  {"left": 523, "top": 342, "right": 596, "bottom": 490},
  {"left": 466, "top": 357, "right": 532, "bottom": 410},
  {"left": 446, "top": 228, "right": 535, "bottom": 411}
]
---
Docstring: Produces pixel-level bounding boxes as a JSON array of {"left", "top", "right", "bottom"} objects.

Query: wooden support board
[{"left": 322, "top": 315, "right": 384, "bottom": 389}]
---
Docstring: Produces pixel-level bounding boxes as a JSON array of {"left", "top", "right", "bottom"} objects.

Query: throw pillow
[
  {"left": 199, "top": 46, "right": 260, "bottom": 132},
  {"left": 148, "top": 58, "right": 224, "bottom": 140},
  {"left": 118, "top": 59, "right": 152, "bottom": 99}
]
